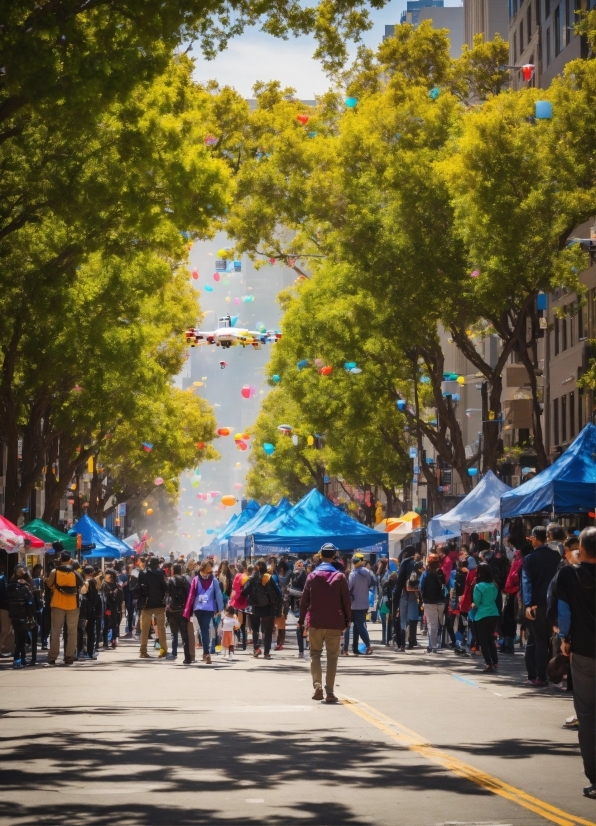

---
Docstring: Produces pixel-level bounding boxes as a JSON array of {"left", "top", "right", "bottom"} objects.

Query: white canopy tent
[{"left": 427, "top": 470, "right": 511, "bottom": 542}]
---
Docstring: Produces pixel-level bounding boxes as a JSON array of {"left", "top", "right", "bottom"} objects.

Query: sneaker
[
  {"left": 46, "top": 660, "right": 56, "bottom": 666},
  {"left": 274, "top": 644, "right": 283, "bottom": 651},
  {"left": 312, "top": 687, "right": 324, "bottom": 701},
  {"left": 139, "top": 652, "right": 150, "bottom": 659},
  {"left": 529, "top": 678, "right": 549, "bottom": 688},
  {"left": 64, "top": 658, "right": 74, "bottom": 665},
  {"left": 154, "top": 640, "right": 161, "bottom": 650},
  {"left": 264, "top": 653, "right": 272, "bottom": 660},
  {"left": 253, "top": 647, "right": 262, "bottom": 658},
  {"left": 12, "top": 660, "right": 24, "bottom": 669},
  {"left": 123, "top": 632, "right": 133, "bottom": 639},
  {"left": 158, "top": 649, "right": 167, "bottom": 658},
  {"left": 111, "top": 639, "right": 117, "bottom": 649},
  {"left": 365, "top": 647, "right": 374, "bottom": 655},
  {"left": 563, "top": 715, "right": 578, "bottom": 729},
  {"left": 583, "top": 784, "right": 596, "bottom": 799},
  {"left": 325, "top": 693, "right": 339, "bottom": 704},
  {"left": 182, "top": 659, "right": 193, "bottom": 665},
  {"left": 341, "top": 650, "right": 349, "bottom": 656},
  {"left": 298, "top": 652, "right": 305, "bottom": 659},
  {"left": 204, "top": 654, "right": 212, "bottom": 664},
  {"left": 166, "top": 653, "right": 177, "bottom": 660}
]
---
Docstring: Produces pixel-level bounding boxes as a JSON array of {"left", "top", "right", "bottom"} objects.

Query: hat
[
  {"left": 320, "top": 543, "right": 337, "bottom": 559},
  {"left": 352, "top": 553, "right": 364, "bottom": 564}
]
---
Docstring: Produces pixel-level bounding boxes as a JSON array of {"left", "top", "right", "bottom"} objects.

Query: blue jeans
[
  {"left": 194, "top": 609, "right": 214, "bottom": 656},
  {"left": 351, "top": 609, "right": 371, "bottom": 651}
]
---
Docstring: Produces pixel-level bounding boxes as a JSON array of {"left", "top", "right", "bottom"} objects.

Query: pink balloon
[
  {"left": 213, "top": 272, "right": 220, "bottom": 282},
  {"left": 241, "top": 386, "right": 251, "bottom": 399},
  {"left": 233, "top": 483, "right": 243, "bottom": 489},
  {"left": 234, "top": 297, "right": 241, "bottom": 305},
  {"left": 238, "top": 441, "right": 248, "bottom": 451},
  {"left": 192, "top": 268, "right": 199, "bottom": 280},
  {"left": 201, "top": 493, "right": 208, "bottom": 501}
]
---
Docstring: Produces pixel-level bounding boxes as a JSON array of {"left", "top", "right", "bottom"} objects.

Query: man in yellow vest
[{"left": 45, "top": 548, "right": 85, "bottom": 665}]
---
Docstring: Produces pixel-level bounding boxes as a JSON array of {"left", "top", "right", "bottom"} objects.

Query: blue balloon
[
  {"left": 396, "top": 399, "right": 406, "bottom": 411},
  {"left": 420, "top": 376, "right": 431, "bottom": 384},
  {"left": 272, "top": 374, "right": 280, "bottom": 383},
  {"left": 263, "top": 443, "right": 275, "bottom": 455},
  {"left": 204, "top": 284, "right": 214, "bottom": 292},
  {"left": 345, "top": 97, "right": 358, "bottom": 108},
  {"left": 468, "top": 467, "right": 478, "bottom": 476},
  {"left": 297, "top": 360, "right": 308, "bottom": 370},
  {"left": 430, "top": 87, "right": 441, "bottom": 100},
  {"left": 344, "top": 361, "right": 357, "bottom": 370}
]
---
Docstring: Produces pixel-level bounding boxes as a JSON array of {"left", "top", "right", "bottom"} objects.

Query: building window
[
  {"left": 570, "top": 312, "right": 574, "bottom": 347},
  {"left": 555, "top": 5, "right": 561, "bottom": 55},
  {"left": 554, "top": 315, "right": 559, "bottom": 355},
  {"left": 553, "top": 397, "right": 559, "bottom": 446},
  {"left": 514, "top": 31, "right": 518, "bottom": 63},
  {"left": 562, "top": 315, "right": 567, "bottom": 351},
  {"left": 545, "top": 0, "right": 551, "bottom": 18},
  {"left": 562, "top": 394, "right": 567, "bottom": 442},
  {"left": 520, "top": 19, "right": 524, "bottom": 50},
  {"left": 569, "top": 391, "right": 575, "bottom": 439},
  {"left": 578, "top": 380, "right": 583, "bottom": 431},
  {"left": 537, "top": 0, "right": 541, "bottom": 24},
  {"left": 528, "top": 3, "right": 533, "bottom": 35},
  {"left": 578, "top": 296, "right": 584, "bottom": 340},
  {"left": 546, "top": 26, "right": 552, "bottom": 64}
]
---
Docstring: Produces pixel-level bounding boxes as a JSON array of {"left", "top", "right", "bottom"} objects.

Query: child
[{"left": 221, "top": 605, "right": 240, "bottom": 659}]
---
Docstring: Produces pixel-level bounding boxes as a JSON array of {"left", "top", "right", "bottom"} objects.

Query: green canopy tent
[{"left": 23, "top": 518, "right": 77, "bottom": 552}]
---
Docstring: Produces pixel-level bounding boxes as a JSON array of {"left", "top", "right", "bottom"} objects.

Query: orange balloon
[
  {"left": 146, "top": 508, "right": 154, "bottom": 516},
  {"left": 221, "top": 495, "right": 236, "bottom": 506},
  {"left": 217, "top": 428, "right": 231, "bottom": 437}
]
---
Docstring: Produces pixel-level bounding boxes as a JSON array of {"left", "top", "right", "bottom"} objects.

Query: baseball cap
[
  {"left": 352, "top": 553, "right": 364, "bottom": 564},
  {"left": 320, "top": 543, "right": 337, "bottom": 559}
]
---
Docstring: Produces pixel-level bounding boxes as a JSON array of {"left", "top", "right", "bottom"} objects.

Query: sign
[
  {"left": 409, "top": 447, "right": 417, "bottom": 459},
  {"left": 413, "top": 465, "right": 420, "bottom": 474}
]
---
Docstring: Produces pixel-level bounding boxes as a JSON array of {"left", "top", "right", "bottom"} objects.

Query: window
[
  {"left": 554, "top": 315, "right": 559, "bottom": 355},
  {"left": 562, "top": 315, "right": 567, "bottom": 351},
  {"left": 553, "top": 397, "right": 559, "bottom": 446},
  {"left": 555, "top": 5, "right": 561, "bottom": 54},
  {"left": 514, "top": 31, "right": 518, "bottom": 63},
  {"left": 570, "top": 312, "right": 574, "bottom": 347},
  {"left": 520, "top": 19, "right": 524, "bottom": 50},
  {"left": 545, "top": 0, "right": 551, "bottom": 17},
  {"left": 528, "top": 3, "right": 533, "bottom": 35},
  {"left": 578, "top": 296, "right": 584, "bottom": 340},
  {"left": 578, "top": 381, "right": 583, "bottom": 431},
  {"left": 537, "top": 0, "right": 541, "bottom": 23},
  {"left": 562, "top": 394, "right": 567, "bottom": 442},
  {"left": 546, "top": 26, "right": 552, "bottom": 64},
  {"left": 569, "top": 392, "right": 575, "bottom": 439},
  {"left": 565, "top": 0, "right": 571, "bottom": 44}
]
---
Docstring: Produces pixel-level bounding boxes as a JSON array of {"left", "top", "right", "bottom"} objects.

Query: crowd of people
[{"left": 0, "top": 522, "right": 593, "bottom": 799}]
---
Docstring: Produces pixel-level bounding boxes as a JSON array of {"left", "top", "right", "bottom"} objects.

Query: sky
[{"left": 192, "top": 0, "right": 463, "bottom": 99}]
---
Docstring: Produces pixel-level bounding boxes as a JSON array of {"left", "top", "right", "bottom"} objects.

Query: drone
[{"left": 185, "top": 315, "right": 282, "bottom": 350}]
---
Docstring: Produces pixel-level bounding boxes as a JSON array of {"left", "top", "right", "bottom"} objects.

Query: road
[{"left": 1, "top": 621, "right": 594, "bottom": 826}]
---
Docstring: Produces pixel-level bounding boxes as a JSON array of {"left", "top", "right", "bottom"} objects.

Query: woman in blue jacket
[{"left": 472, "top": 563, "right": 500, "bottom": 672}]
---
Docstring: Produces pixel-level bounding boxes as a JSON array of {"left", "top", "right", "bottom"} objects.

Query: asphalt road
[{"left": 1, "top": 621, "right": 594, "bottom": 826}]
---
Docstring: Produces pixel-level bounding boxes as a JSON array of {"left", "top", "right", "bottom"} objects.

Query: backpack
[
  {"left": 168, "top": 577, "right": 187, "bottom": 612},
  {"left": 248, "top": 576, "right": 270, "bottom": 608},
  {"left": 421, "top": 570, "right": 444, "bottom": 603},
  {"left": 7, "top": 581, "right": 33, "bottom": 621}
]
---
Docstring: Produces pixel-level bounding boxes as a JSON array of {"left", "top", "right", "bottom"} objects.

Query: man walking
[
  {"left": 138, "top": 557, "right": 168, "bottom": 658},
  {"left": 522, "top": 526, "right": 561, "bottom": 686},
  {"left": 555, "top": 526, "right": 596, "bottom": 799},
  {"left": 299, "top": 544, "right": 351, "bottom": 703},
  {"left": 45, "top": 550, "right": 84, "bottom": 665},
  {"left": 347, "top": 553, "right": 375, "bottom": 655}
]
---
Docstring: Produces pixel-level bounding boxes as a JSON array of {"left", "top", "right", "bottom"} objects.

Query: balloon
[
  {"left": 234, "top": 297, "right": 241, "bottom": 305},
  {"left": 221, "top": 495, "right": 236, "bottom": 506},
  {"left": 471, "top": 270, "right": 480, "bottom": 278},
  {"left": 213, "top": 272, "right": 220, "bottom": 282},
  {"left": 242, "top": 432, "right": 250, "bottom": 440},
  {"left": 468, "top": 467, "right": 478, "bottom": 476},
  {"left": 219, "top": 361, "right": 228, "bottom": 369},
  {"left": 206, "top": 529, "right": 214, "bottom": 535},
  {"left": 396, "top": 399, "right": 406, "bottom": 411},
  {"left": 202, "top": 377, "right": 207, "bottom": 381},
  {"left": 233, "top": 483, "right": 243, "bottom": 489},
  {"left": 307, "top": 435, "right": 314, "bottom": 446},
  {"left": 225, "top": 296, "right": 231, "bottom": 303},
  {"left": 457, "top": 376, "right": 465, "bottom": 385},
  {"left": 154, "top": 477, "right": 164, "bottom": 485},
  {"left": 237, "top": 441, "right": 248, "bottom": 451},
  {"left": 429, "top": 87, "right": 441, "bottom": 100},
  {"left": 345, "top": 97, "right": 358, "bottom": 108},
  {"left": 204, "top": 284, "right": 214, "bottom": 292},
  {"left": 191, "top": 478, "right": 200, "bottom": 487},
  {"left": 314, "top": 358, "right": 324, "bottom": 367},
  {"left": 344, "top": 362, "right": 357, "bottom": 370},
  {"left": 196, "top": 442, "right": 206, "bottom": 449},
  {"left": 217, "top": 248, "right": 228, "bottom": 258},
  {"left": 272, "top": 374, "right": 280, "bottom": 383},
  {"left": 241, "top": 386, "right": 251, "bottom": 399},
  {"left": 296, "top": 114, "right": 309, "bottom": 125},
  {"left": 319, "top": 366, "right": 332, "bottom": 376},
  {"left": 204, "top": 135, "right": 217, "bottom": 146},
  {"left": 191, "top": 268, "right": 199, "bottom": 280},
  {"left": 201, "top": 493, "right": 208, "bottom": 501},
  {"left": 146, "top": 508, "right": 154, "bottom": 515},
  {"left": 235, "top": 462, "right": 242, "bottom": 468},
  {"left": 142, "top": 442, "right": 153, "bottom": 452},
  {"left": 420, "top": 376, "right": 430, "bottom": 384},
  {"left": 217, "top": 427, "right": 231, "bottom": 436},
  {"left": 193, "top": 381, "right": 204, "bottom": 387},
  {"left": 350, "top": 367, "right": 362, "bottom": 374},
  {"left": 263, "top": 443, "right": 275, "bottom": 455},
  {"left": 292, "top": 434, "right": 299, "bottom": 446},
  {"left": 297, "top": 360, "right": 308, "bottom": 370},
  {"left": 234, "top": 433, "right": 243, "bottom": 441},
  {"left": 277, "top": 424, "right": 293, "bottom": 434}
]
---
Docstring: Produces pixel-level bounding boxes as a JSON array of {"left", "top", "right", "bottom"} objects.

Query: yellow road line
[{"left": 340, "top": 697, "right": 595, "bottom": 826}]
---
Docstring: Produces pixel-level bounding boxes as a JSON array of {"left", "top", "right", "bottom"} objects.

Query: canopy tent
[
  {"left": 428, "top": 471, "right": 512, "bottom": 541},
  {"left": 252, "top": 489, "right": 388, "bottom": 554},
  {"left": 501, "top": 423, "right": 596, "bottom": 518},
  {"left": 214, "top": 501, "right": 260, "bottom": 559},
  {"left": 229, "top": 498, "right": 292, "bottom": 558},
  {"left": 0, "top": 515, "right": 45, "bottom": 552},
  {"left": 23, "top": 519, "right": 77, "bottom": 552},
  {"left": 72, "top": 514, "right": 132, "bottom": 559},
  {"left": 379, "top": 512, "right": 422, "bottom": 540}
]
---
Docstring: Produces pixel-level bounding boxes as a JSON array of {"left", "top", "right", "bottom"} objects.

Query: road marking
[
  {"left": 450, "top": 674, "right": 480, "bottom": 688},
  {"left": 340, "top": 697, "right": 595, "bottom": 826}
]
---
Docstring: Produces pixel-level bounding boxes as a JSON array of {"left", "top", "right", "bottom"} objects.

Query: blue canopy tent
[
  {"left": 428, "top": 471, "right": 511, "bottom": 541},
  {"left": 72, "top": 514, "right": 132, "bottom": 559},
  {"left": 501, "top": 423, "right": 596, "bottom": 518},
  {"left": 229, "top": 498, "right": 293, "bottom": 558},
  {"left": 217, "top": 500, "right": 260, "bottom": 559},
  {"left": 252, "top": 489, "right": 389, "bottom": 555}
]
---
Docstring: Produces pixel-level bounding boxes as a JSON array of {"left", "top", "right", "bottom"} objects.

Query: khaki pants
[
  {"left": 309, "top": 628, "right": 343, "bottom": 693},
  {"left": 140, "top": 607, "right": 167, "bottom": 655},
  {"left": 0, "top": 608, "right": 14, "bottom": 654},
  {"left": 49, "top": 607, "right": 80, "bottom": 662}
]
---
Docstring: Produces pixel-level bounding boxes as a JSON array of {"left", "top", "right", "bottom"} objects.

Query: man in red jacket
[{"left": 299, "top": 544, "right": 352, "bottom": 704}]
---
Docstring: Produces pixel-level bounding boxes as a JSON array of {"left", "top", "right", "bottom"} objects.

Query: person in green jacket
[{"left": 472, "top": 563, "right": 500, "bottom": 672}]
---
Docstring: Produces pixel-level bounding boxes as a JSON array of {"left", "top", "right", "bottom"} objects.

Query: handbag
[{"left": 23, "top": 616, "right": 37, "bottom": 631}]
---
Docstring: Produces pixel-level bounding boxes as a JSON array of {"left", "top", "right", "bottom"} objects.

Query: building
[
  {"left": 386, "top": 4, "right": 465, "bottom": 58},
  {"left": 464, "top": 0, "right": 510, "bottom": 47},
  {"left": 399, "top": 0, "right": 446, "bottom": 27}
]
